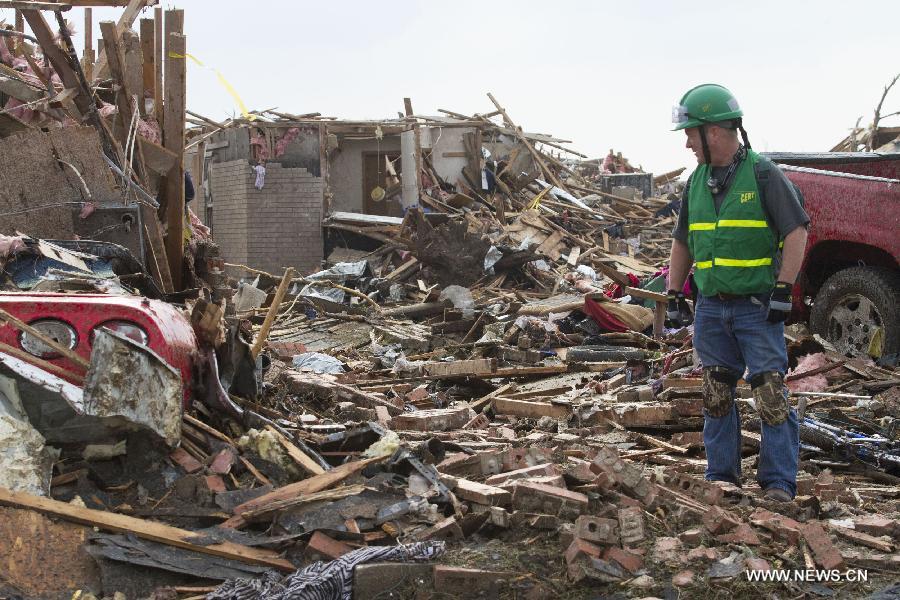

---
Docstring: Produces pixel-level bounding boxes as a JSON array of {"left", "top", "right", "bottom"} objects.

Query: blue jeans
[{"left": 693, "top": 293, "right": 799, "bottom": 497}]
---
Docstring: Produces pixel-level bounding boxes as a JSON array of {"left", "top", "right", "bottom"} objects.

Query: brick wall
[{"left": 209, "top": 160, "right": 324, "bottom": 275}]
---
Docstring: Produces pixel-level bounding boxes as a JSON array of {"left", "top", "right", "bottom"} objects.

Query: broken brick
[
  {"left": 170, "top": 447, "right": 202, "bottom": 474},
  {"left": 750, "top": 508, "right": 802, "bottom": 545},
  {"left": 208, "top": 448, "right": 236, "bottom": 475},
  {"left": 463, "top": 413, "right": 490, "bottom": 430},
  {"left": 603, "top": 546, "right": 643, "bottom": 574},
  {"left": 574, "top": 516, "right": 619, "bottom": 545},
  {"left": 618, "top": 506, "right": 646, "bottom": 545},
  {"left": 686, "top": 546, "right": 720, "bottom": 563},
  {"left": 703, "top": 506, "right": 740, "bottom": 535},
  {"left": 716, "top": 523, "right": 761, "bottom": 546},
  {"left": 391, "top": 406, "right": 473, "bottom": 432},
  {"left": 668, "top": 472, "right": 724, "bottom": 506},
  {"left": 652, "top": 537, "right": 683, "bottom": 564},
  {"left": 744, "top": 557, "right": 772, "bottom": 572},
  {"left": 672, "top": 569, "right": 694, "bottom": 587},
  {"left": 416, "top": 516, "right": 464, "bottom": 542},
  {"left": 432, "top": 566, "right": 511, "bottom": 592},
  {"left": 511, "top": 481, "right": 588, "bottom": 519},
  {"left": 801, "top": 522, "right": 845, "bottom": 570},
  {"left": 203, "top": 474, "right": 226, "bottom": 493},
  {"left": 679, "top": 528, "right": 704, "bottom": 545},
  {"left": 565, "top": 538, "right": 603, "bottom": 566},
  {"left": 591, "top": 447, "right": 658, "bottom": 506},
  {"left": 853, "top": 514, "right": 898, "bottom": 538}
]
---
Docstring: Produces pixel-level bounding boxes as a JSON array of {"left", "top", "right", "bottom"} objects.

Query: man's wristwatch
[
  {"left": 767, "top": 281, "right": 793, "bottom": 323},
  {"left": 666, "top": 290, "right": 693, "bottom": 327}
]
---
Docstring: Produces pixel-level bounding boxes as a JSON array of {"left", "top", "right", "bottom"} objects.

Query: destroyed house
[{"left": 191, "top": 116, "right": 482, "bottom": 275}]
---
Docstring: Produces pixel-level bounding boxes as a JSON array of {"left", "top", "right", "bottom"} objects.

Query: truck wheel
[{"left": 810, "top": 266, "right": 900, "bottom": 359}]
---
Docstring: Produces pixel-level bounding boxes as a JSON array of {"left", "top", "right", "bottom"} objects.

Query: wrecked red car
[{"left": 0, "top": 292, "right": 196, "bottom": 406}]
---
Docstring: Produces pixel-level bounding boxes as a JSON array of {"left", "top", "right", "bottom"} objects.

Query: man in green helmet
[{"left": 667, "top": 84, "right": 810, "bottom": 503}]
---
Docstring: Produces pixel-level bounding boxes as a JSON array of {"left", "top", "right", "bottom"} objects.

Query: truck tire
[{"left": 810, "top": 266, "right": 900, "bottom": 359}]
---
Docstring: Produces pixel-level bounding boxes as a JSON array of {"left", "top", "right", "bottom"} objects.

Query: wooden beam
[
  {"left": 0, "top": 487, "right": 294, "bottom": 572},
  {"left": 250, "top": 267, "right": 295, "bottom": 359},
  {"left": 0, "top": 2, "right": 71, "bottom": 10},
  {"left": 152, "top": 6, "right": 162, "bottom": 125},
  {"left": 122, "top": 29, "right": 144, "bottom": 117},
  {"left": 82, "top": 7, "right": 93, "bottom": 80},
  {"left": 161, "top": 19, "right": 185, "bottom": 289},
  {"left": 139, "top": 17, "right": 154, "bottom": 114},
  {"left": 0, "top": 341, "right": 84, "bottom": 384},
  {"left": 93, "top": 0, "right": 147, "bottom": 79}
]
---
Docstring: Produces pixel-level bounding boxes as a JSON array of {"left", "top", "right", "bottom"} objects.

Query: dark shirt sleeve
[
  {"left": 672, "top": 179, "right": 690, "bottom": 244},
  {"left": 757, "top": 160, "right": 810, "bottom": 238}
]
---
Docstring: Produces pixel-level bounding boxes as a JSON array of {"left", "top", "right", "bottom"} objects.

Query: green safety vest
[{"left": 687, "top": 149, "right": 778, "bottom": 296}]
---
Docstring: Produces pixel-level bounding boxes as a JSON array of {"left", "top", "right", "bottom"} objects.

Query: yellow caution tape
[{"left": 169, "top": 52, "right": 256, "bottom": 121}]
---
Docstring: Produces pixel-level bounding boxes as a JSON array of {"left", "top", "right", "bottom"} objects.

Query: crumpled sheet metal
[
  {"left": 208, "top": 541, "right": 445, "bottom": 600},
  {"left": 83, "top": 329, "right": 182, "bottom": 446},
  {"left": 0, "top": 368, "right": 58, "bottom": 495}
]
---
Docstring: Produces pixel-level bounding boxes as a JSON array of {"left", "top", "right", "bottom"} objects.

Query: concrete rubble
[{"left": 0, "top": 2, "right": 899, "bottom": 600}]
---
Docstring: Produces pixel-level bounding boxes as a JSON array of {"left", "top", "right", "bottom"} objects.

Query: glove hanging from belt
[
  {"left": 767, "top": 281, "right": 793, "bottom": 323},
  {"left": 666, "top": 290, "right": 693, "bottom": 327}
]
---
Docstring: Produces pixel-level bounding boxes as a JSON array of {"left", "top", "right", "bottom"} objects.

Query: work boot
[{"left": 763, "top": 487, "right": 792, "bottom": 503}]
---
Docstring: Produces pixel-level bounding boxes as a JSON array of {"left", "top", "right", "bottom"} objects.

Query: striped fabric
[{"left": 207, "top": 541, "right": 446, "bottom": 600}]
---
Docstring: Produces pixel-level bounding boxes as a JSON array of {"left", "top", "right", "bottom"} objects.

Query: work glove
[
  {"left": 766, "top": 281, "right": 793, "bottom": 323},
  {"left": 666, "top": 290, "right": 693, "bottom": 327}
]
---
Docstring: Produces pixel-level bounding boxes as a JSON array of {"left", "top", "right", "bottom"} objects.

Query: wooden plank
[
  {"left": 263, "top": 425, "right": 325, "bottom": 476},
  {"left": 121, "top": 29, "right": 144, "bottom": 117},
  {"left": 0, "top": 2, "right": 71, "bottom": 10},
  {"left": 385, "top": 257, "right": 418, "bottom": 281},
  {"left": 138, "top": 17, "right": 154, "bottom": 111},
  {"left": 93, "top": 0, "right": 147, "bottom": 79},
  {"left": 224, "top": 456, "right": 387, "bottom": 528},
  {"left": 141, "top": 204, "right": 174, "bottom": 293},
  {"left": 0, "top": 341, "right": 84, "bottom": 384},
  {"left": 624, "top": 287, "right": 668, "bottom": 303},
  {"left": 567, "top": 245, "right": 581, "bottom": 266},
  {"left": 0, "top": 487, "right": 294, "bottom": 572},
  {"left": 250, "top": 267, "right": 295, "bottom": 359},
  {"left": 153, "top": 6, "right": 162, "bottom": 125},
  {"left": 535, "top": 230, "right": 564, "bottom": 260},
  {"left": 137, "top": 136, "right": 177, "bottom": 174},
  {"left": 161, "top": 22, "right": 185, "bottom": 289},
  {"left": 492, "top": 397, "right": 570, "bottom": 419}
]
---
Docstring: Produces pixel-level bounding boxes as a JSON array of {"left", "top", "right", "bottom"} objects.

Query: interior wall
[{"left": 328, "top": 136, "right": 401, "bottom": 214}]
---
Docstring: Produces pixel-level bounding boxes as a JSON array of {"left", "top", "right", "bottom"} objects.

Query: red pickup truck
[{"left": 763, "top": 152, "right": 900, "bottom": 362}]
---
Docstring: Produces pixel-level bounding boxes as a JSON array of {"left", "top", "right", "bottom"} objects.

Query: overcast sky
[{"left": 5, "top": 1, "right": 899, "bottom": 173}]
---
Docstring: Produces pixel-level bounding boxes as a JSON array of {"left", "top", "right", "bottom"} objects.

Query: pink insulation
[{"left": 786, "top": 353, "right": 831, "bottom": 393}]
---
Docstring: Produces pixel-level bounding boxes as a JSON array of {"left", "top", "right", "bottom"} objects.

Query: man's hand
[
  {"left": 666, "top": 290, "right": 693, "bottom": 326},
  {"left": 767, "top": 281, "right": 793, "bottom": 323}
]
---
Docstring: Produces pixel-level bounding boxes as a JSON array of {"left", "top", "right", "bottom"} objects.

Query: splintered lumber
[
  {"left": 0, "top": 341, "right": 84, "bottom": 384},
  {"left": 251, "top": 267, "right": 296, "bottom": 359},
  {"left": 238, "top": 485, "right": 366, "bottom": 523},
  {"left": 263, "top": 425, "right": 325, "bottom": 476},
  {"left": 0, "top": 487, "right": 294, "bottom": 572},
  {"left": 223, "top": 456, "right": 387, "bottom": 529},
  {"left": 93, "top": 0, "right": 149, "bottom": 78},
  {"left": 492, "top": 397, "right": 570, "bottom": 419}
]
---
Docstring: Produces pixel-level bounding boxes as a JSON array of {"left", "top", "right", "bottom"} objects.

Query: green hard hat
[{"left": 672, "top": 84, "right": 743, "bottom": 131}]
